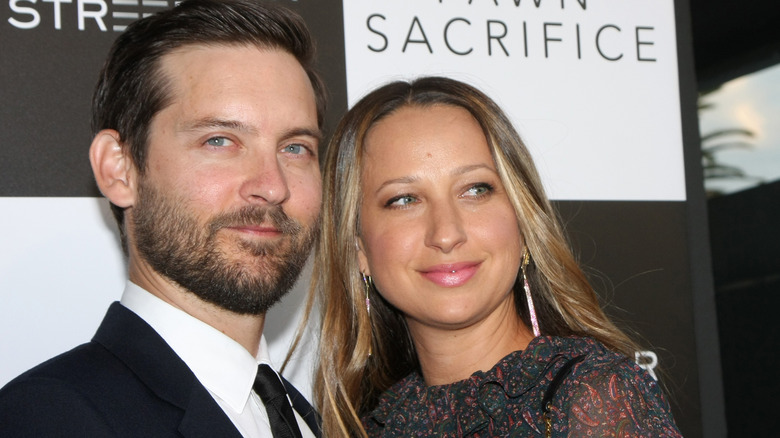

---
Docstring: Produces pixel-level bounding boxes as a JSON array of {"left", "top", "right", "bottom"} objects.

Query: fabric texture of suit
[{"left": 0, "top": 302, "right": 321, "bottom": 437}]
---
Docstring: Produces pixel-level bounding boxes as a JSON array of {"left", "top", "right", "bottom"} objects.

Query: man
[{"left": 0, "top": 1, "right": 324, "bottom": 436}]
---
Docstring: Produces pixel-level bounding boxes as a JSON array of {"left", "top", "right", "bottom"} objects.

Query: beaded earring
[
  {"left": 522, "top": 248, "right": 541, "bottom": 337},
  {"left": 361, "top": 272, "right": 373, "bottom": 356}
]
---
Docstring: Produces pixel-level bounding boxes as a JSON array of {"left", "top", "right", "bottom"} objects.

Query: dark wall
[
  {"left": 0, "top": 0, "right": 347, "bottom": 197},
  {"left": 690, "top": 0, "right": 780, "bottom": 89},
  {"left": 556, "top": 201, "right": 703, "bottom": 436},
  {"left": 708, "top": 181, "right": 780, "bottom": 437},
  {"left": 690, "top": 1, "right": 780, "bottom": 435}
]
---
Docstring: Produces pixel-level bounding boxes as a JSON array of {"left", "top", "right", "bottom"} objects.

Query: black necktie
[{"left": 253, "top": 364, "right": 303, "bottom": 438}]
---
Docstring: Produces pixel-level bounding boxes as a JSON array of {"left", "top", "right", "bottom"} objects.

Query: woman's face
[{"left": 357, "top": 104, "right": 524, "bottom": 333}]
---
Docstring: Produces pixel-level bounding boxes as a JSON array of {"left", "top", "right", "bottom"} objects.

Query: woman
[{"left": 310, "top": 77, "right": 682, "bottom": 437}]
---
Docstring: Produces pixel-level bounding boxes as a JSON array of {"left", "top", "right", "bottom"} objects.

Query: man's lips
[
  {"left": 224, "top": 225, "right": 282, "bottom": 237},
  {"left": 420, "top": 262, "right": 481, "bottom": 287}
]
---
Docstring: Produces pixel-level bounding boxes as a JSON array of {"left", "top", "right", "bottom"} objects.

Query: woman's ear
[
  {"left": 89, "top": 129, "right": 137, "bottom": 209},
  {"left": 356, "top": 236, "right": 371, "bottom": 276}
]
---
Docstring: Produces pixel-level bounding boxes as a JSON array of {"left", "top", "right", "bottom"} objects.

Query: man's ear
[
  {"left": 89, "top": 129, "right": 136, "bottom": 208},
  {"left": 356, "top": 236, "right": 371, "bottom": 276}
]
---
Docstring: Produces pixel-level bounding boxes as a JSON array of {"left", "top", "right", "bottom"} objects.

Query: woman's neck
[{"left": 408, "top": 300, "right": 535, "bottom": 387}]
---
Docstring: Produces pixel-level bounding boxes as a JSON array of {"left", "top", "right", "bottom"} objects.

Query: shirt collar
[{"left": 120, "top": 281, "right": 270, "bottom": 413}]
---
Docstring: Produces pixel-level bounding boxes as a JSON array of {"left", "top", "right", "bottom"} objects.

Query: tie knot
[{"left": 254, "top": 364, "right": 287, "bottom": 403}]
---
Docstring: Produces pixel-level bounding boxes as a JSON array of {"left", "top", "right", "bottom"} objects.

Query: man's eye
[
  {"left": 282, "top": 144, "right": 307, "bottom": 155},
  {"left": 205, "top": 137, "right": 229, "bottom": 147}
]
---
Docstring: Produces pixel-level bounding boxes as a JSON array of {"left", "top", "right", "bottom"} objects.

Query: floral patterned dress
[{"left": 362, "top": 336, "right": 683, "bottom": 437}]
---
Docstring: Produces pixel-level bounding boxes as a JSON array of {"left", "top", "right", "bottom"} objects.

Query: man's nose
[{"left": 238, "top": 153, "right": 291, "bottom": 206}]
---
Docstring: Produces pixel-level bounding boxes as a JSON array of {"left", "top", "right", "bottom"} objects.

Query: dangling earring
[
  {"left": 362, "top": 272, "right": 372, "bottom": 315},
  {"left": 522, "top": 248, "right": 541, "bottom": 337},
  {"left": 361, "top": 272, "right": 373, "bottom": 356}
]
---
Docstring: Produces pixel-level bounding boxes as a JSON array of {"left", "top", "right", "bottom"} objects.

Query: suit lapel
[
  {"left": 178, "top": 383, "right": 245, "bottom": 438},
  {"left": 93, "top": 302, "right": 242, "bottom": 438}
]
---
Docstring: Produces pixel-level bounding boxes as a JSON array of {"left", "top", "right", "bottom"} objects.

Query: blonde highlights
[{"left": 310, "top": 77, "right": 639, "bottom": 437}]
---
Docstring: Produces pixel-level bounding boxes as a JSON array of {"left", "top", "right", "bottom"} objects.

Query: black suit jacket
[{"left": 0, "top": 302, "right": 321, "bottom": 437}]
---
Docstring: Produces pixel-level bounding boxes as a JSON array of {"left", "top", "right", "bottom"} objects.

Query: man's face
[{"left": 128, "top": 45, "right": 321, "bottom": 315}]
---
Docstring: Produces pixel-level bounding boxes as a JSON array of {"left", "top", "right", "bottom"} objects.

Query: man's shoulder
[
  {"left": 0, "top": 306, "right": 186, "bottom": 437},
  {"left": 0, "top": 338, "right": 191, "bottom": 437},
  {"left": 0, "top": 303, "right": 146, "bottom": 395},
  {"left": 5, "top": 339, "right": 120, "bottom": 386},
  {"left": 0, "top": 341, "right": 131, "bottom": 435}
]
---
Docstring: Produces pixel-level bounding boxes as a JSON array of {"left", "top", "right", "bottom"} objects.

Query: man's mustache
[{"left": 208, "top": 205, "right": 302, "bottom": 235}]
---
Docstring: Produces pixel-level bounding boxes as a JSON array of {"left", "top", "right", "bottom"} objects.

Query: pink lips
[
  {"left": 420, "top": 262, "right": 480, "bottom": 287},
  {"left": 226, "top": 225, "right": 281, "bottom": 237}
]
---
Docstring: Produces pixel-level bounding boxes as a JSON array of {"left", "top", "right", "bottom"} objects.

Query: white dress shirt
[{"left": 120, "top": 281, "right": 315, "bottom": 438}]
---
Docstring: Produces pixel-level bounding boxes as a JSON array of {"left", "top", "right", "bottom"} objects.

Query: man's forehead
[
  {"left": 149, "top": 44, "right": 318, "bottom": 136},
  {"left": 156, "top": 43, "right": 310, "bottom": 101},
  {"left": 158, "top": 42, "right": 291, "bottom": 75}
]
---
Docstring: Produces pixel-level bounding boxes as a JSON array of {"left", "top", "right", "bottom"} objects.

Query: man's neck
[{"left": 127, "top": 257, "right": 266, "bottom": 357}]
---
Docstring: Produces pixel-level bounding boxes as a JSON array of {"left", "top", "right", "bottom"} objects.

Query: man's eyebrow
[
  {"left": 181, "top": 118, "right": 258, "bottom": 135},
  {"left": 180, "top": 119, "right": 321, "bottom": 142},
  {"left": 281, "top": 127, "right": 323, "bottom": 143}
]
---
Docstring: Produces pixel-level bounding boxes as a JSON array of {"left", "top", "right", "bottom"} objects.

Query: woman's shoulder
[
  {"left": 525, "top": 334, "right": 617, "bottom": 360},
  {"left": 530, "top": 336, "right": 668, "bottom": 416},
  {"left": 517, "top": 336, "right": 629, "bottom": 384},
  {"left": 535, "top": 336, "right": 661, "bottom": 400},
  {"left": 536, "top": 336, "right": 683, "bottom": 437},
  {"left": 523, "top": 335, "right": 656, "bottom": 386}
]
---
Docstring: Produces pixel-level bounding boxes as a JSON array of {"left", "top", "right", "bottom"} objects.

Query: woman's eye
[
  {"left": 464, "top": 183, "right": 493, "bottom": 197},
  {"left": 386, "top": 195, "right": 417, "bottom": 207}
]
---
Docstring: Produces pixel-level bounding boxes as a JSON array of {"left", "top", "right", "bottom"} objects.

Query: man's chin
[{"left": 217, "top": 232, "right": 289, "bottom": 258}]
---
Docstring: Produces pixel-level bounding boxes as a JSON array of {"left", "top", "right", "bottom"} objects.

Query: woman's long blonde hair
[{"left": 306, "top": 77, "right": 640, "bottom": 437}]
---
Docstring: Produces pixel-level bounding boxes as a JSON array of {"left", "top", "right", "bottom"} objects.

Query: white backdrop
[
  {"left": 343, "top": 0, "right": 685, "bottom": 201},
  {"left": 0, "top": 197, "right": 317, "bottom": 396}
]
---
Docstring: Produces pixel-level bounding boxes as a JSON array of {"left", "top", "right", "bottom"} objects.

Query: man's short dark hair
[{"left": 91, "top": 0, "right": 326, "bottom": 249}]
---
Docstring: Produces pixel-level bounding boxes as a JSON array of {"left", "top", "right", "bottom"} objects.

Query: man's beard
[{"left": 132, "top": 179, "right": 318, "bottom": 315}]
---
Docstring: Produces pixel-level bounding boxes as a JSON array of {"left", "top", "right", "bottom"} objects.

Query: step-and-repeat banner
[{"left": 0, "top": 1, "right": 721, "bottom": 436}]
